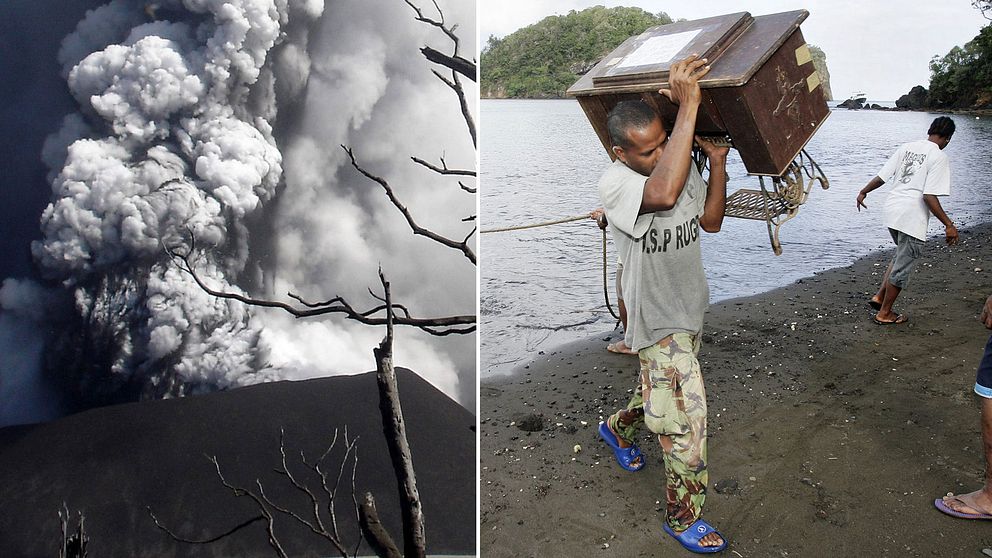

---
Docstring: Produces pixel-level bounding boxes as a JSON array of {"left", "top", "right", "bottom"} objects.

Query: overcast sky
[{"left": 479, "top": 0, "right": 989, "bottom": 101}]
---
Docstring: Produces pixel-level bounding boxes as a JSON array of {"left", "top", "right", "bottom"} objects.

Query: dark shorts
[
  {"left": 888, "top": 228, "right": 923, "bottom": 289},
  {"left": 976, "top": 335, "right": 992, "bottom": 399}
]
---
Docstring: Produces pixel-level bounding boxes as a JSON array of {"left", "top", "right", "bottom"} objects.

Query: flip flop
[
  {"left": 663, "top": 518, "right": 728, "bottom": 554},
  {"left": 873, "top": 314, "right": 908, "bottom": 325},
  {"left": 868, "top": 299, "right": 882, "bottom": 311},
  {"left": 934, "top": 495, "right": 992, "bottom": 520},
  {"left": 598, "top": 421, "right": 644, "bottom": 471},
  {"left": 607, "top": 342, "right": 637, "bottom": 355}
]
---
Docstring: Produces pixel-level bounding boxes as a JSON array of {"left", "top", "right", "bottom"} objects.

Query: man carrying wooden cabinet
[{"left": 596, "top": 54, "right": 729, "bottom": 554}]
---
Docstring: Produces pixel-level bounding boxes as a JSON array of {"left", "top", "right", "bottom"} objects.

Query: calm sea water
[{"left": 480, "top": 99, "right": 992, "bottom": 377}]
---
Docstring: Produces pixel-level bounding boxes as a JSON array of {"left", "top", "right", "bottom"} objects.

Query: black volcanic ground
[{"left": 0, "top": 368, "right": 475, "bottom": 557}]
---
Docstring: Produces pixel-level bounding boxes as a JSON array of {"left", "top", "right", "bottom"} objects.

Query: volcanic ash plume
[{"left": 28, "top": 0, "right": 324, "bottom": 410}]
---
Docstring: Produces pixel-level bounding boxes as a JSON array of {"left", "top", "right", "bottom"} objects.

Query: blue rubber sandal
[
  {"left": 663, "top": 518, "right": 727, "bottom": 554},
  {"left": 598, "top": 421, "right": 644, "bottom": 471}
]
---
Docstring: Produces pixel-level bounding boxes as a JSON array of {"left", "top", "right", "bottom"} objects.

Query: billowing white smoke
[
  {"left": 27, "top": 0, "right": 318, "bottom": 405},
  {"left": 5, "top": 0, "right": 475, "bottom": 425},
  {"left": 260, "top": 0, "right": 477, "bottom": 400}
]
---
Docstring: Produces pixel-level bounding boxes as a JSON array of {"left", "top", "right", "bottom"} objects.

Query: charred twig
[
  {"left": 342, "top": 146, "right": 477, "bottom": 265},
  {"left": 430, "top": 69, "right": 477, "bottom": 147},
  {"left": 149, "top": 429, "right": 365, "bottom": 558},
  {"left": 165, "top": 238, "right": 476, "bottom": 335},
  {"left": 148, "top": 509, "right": 265, "bottom": 545},
  {"left": 420, "top": 46, "right": 476, "bottom": 81},
  {"left": 404, "top": 0, "right": 477, "bottom": 146},
  {"left": 411, "top": 155, "right": 476, "bottom": 177},
  {"left": 403, "top": 0, "right": 461, "bottom": 53},
  {"left": 208, "top": 455, "right": 290, "bottom": 558}
]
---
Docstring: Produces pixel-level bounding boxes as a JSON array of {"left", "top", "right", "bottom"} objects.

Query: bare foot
[
  {"left": 699, "top": 532, "right": 724, "bottom": 548},
  {"left": 942, "top": 489, "right": 992, "bottom": 516},
  {"left": 606, "top": 421, "right": 643, "bottom": 468},
  {"left": 607, "top": 340, "right": 636, "bottom": 355},
  {"left": 671, "top": 525, "right": 724, "bottom": 548},
  {"left": 873, "top": 312, "right": 908, "bottom": 325}
]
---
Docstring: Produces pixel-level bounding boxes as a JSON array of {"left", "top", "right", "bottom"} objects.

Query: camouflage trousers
[{"left": 607, "top": 332, "right": 708, "bottom": 531}]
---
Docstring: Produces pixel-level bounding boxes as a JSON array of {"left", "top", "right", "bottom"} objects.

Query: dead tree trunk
[
  {"left": 358, "top": 492, "right": 401, "bottom": 558},
  {"left": 372, "top": 272, "right": 426, "bottom": 558}
]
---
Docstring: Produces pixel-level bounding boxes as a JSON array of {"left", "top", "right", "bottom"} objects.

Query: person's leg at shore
[
  {"left": 938, "top": 334, "right": 992, "bottom": 518},
  {"left": 608, "top": 263, "right": 636, "bottom": 354},
  {"left": 870, "top": 262, "right": 892, "bottom": 310},
  {"left": 642, "top": 333, "right": 724, "bottom": 549},
  {"left": 875, "top": 229, "right": 919, "bottom": 324},
  {"left": 603, "top": 386, "right": 645, "bottom": 469}
]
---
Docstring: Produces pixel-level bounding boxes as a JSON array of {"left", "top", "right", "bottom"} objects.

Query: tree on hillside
[
  {"left": 928, "top": 23, "right": 992, "bottom": 108},
  {"left": 480, "top": 6, "right": 672, "bottom": 98},
  {"left": 153, "top": 1, "right": 476, "bottom": 557}
]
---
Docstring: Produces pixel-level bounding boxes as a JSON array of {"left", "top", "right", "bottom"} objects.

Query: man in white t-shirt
[
  {"left": 595, "top": 55, "right": 729, "bottom": 553},
  {"left": 856, "top": 116, "right": 958, "bottom": 325}
]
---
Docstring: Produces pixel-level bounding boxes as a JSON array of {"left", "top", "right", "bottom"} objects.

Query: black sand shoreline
[{"left": 482, "top": 222, "right": 992, "bottom": 557}]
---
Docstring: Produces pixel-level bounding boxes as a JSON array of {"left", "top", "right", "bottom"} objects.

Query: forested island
[
  {"left": 481, "top": 6, "right": 833, "bottom": 100},
  {"left": 895, "top": 16, "right": 992, "bottom": 111}
]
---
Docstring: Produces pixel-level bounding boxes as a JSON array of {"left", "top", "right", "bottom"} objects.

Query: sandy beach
[{"left": 481, "top": 223, "right": 992, "bottom": 557}]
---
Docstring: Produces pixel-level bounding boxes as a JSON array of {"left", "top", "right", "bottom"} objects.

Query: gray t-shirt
[{"left": 598, "top": 159, "right": 708, "bottom": 351}]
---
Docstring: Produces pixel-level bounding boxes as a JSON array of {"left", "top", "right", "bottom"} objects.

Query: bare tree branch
[
  {"left": 150, "top": 430, "right": 368, "bottom": 558},
  {"left": 208, "top": 455, "right": 291, "bottom": 558},
  {"left": 404, "top": 0, "right": 478, "bottom": 147},
  {"left": 403, "top": 0, "right": 461, "bottom": 52},
  {"left": 268, "top": 429, "right": 352, "bottom": 556},
  {"left": 348, "top": 437, "right": 363, "bottom": 557},
  {"left": 342, "top": 146, "right": 477, "bottom": 265},
  {"left": 420, "top": 46, "right": 476, "bottom": 81},
  {"left": 411, "top": 156, "right": 476, "bottom": 177},
  {"left": 165, "top": 239, "right": 476, "bottom": 335},
  {"left": 148, "top": 508, "right": 265, "bottom": 545},
  {"left": 430, "top": 69, "right": 477, "bottom": 148}
]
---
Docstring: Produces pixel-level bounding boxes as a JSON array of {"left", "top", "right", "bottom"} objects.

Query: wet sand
[{"left": 481, "top": 223, "right": 992, "bottom": 557}]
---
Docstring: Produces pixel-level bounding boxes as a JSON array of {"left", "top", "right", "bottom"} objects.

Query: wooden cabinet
[{"left": 567, "top": 10, "right": 829, "bottom": 177}]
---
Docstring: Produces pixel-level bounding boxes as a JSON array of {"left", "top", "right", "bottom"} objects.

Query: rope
[
  {"left": 481, "top": 212, "right": 622, "bottom": 322},
  {"left": 601, "top": 227, "right": 621, "bottom": 321},
  {"left": 480, "top": 214, "right": 589, "bottom": 234}
]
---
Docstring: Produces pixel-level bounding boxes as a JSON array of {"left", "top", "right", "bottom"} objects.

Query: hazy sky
[{"left": 479, "top": 0, "right": 989, "bottom": 101}]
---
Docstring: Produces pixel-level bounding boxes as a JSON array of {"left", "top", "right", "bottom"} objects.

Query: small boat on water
[{"left": 846, "top": 91, "right": 867, "bottom": 103}]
